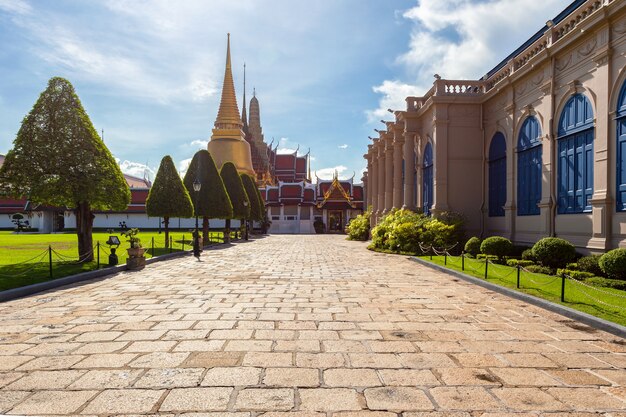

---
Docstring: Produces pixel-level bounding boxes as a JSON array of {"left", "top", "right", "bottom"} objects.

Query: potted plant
[{"left": 122, "top": 228, "right": 146, "bottom": 270}]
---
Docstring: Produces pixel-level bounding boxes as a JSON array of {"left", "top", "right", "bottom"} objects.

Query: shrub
[
  {"left": 531, "top": 237, "right": 576, "bottom": 268},
  {"left": 480, "top": 236, "right": 513, "bottom": 261},
  {"left": 346, "top": 210, "right": 370, "bottom": 241},
  {"left": 599, "top": 248, "right": 626, "bottom": 280},
  {"left": 464, "top": 237, "right": 481, "bottom": 257},
  {"left": 566, "top": 262, "right": 580, "bottom": 270},
  {"left": 436, "top": 211, "right": 466, "bottom": 249},
  {"left": 521, "top": 248, "right": 536, "bottom": 261},
  {"left": 506, "top": 259, "right": 535, "bottom": 268},
  {"left": 524, "top": 265, "right": 553, "bottom": 275},
  {"left": 421, "top": 219, "right": 456, "bottom": 249},
  {"left": 556, "top": 269, "right": 595, "bottom": 280},
  {"left": 369, "top": 209, "right": 465, "bottom": 255},
  {"left": 586, "top": 277, "right": 626, "bottom": 291},
  {"left": 577, "top": 254, "right": 604, "bottom": 277}
]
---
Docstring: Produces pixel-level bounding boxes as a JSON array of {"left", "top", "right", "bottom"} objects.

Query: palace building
[{"left": 363, "top": 0, "right": 626, "bottom": 252}]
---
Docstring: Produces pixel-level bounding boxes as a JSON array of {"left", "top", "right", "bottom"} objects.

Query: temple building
[
  {"left": 363, "top": 0, "right": 626, "bottom": 252},
  {"left": 0, "top": 34, "right": 365, "bottom": 234}
]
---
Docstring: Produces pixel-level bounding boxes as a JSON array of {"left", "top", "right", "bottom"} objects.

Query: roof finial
[
  {"left": 241, "top": 62, "right": 248, "bottom": 131},
  {"left": 253, "top": 87, "right": 256, "bottom": 97},
  {"left": 212, "top": 33, "right": 242, "bottom": 133}
]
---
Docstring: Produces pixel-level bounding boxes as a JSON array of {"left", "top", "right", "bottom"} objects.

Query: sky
[{"left": 0, "top": 0, "right": 571, "bottom": 182}]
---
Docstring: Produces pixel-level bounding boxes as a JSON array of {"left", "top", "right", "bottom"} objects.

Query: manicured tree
[
  {"left": 146, "top": 155, "right": 193, "bottom": 248},
  {"left": 240, "top": 174, "right": 261, "bottom": 234},
  {"left": 220, "top": 162, "right": 250, "bottom": 243},
  {"left": 0, "top": 77, "right": 130, "bottom": 261},
  {"left": 183, "top": 150, "right": 233, "bottom": 241}
]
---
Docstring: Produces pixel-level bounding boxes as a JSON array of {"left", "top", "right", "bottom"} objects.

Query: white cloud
[
  {"left": 0, "top": 0, "right": 31, "bottom": 15},
  {"left": 277, "top": 147, "right": 297, "bottom": 154},
  {"left": 189, "top": 139, "right": 208, "bottom": 149},
  {"left": 315, "top": 165, "right": 348, "bottom": 181},
  {"left": 178, "top": 158, "right": 192, "bottom": 178},
  {"left": 368, "top": 0, "right": 569, "bottom": 121},
  {"left": 117, "top": 159, "right": 156, "bottom": 181},
  {"left": 338, "top": 144, "right": 348, "bottom": 149},
  {"left": 367, "top": 80, "right": 424, "bottom": 123},
  {"left": 280, "top": 137, "right": 289, "bottom": 142}
]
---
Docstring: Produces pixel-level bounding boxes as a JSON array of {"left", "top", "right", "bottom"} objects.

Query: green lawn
[
  {"left": 420, "top": 255, "right": 626, "bottom": 326},
  {"left": 0, "top": 230, "right": 230, "bottom": 291}
]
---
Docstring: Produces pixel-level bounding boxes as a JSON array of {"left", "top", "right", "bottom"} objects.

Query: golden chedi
[{"left": 208, "top": 34, "right": 255, "bottom": 177}]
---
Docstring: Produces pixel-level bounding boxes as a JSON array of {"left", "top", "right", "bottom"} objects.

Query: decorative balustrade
[
  {"left": 435, "top": 80, "right": 485, "bottom": 96},
  {"left": 484, "top": 0, "right": 610, "bottom": 92},
  {"left": 554, "top": 0, "right": 604, "bottom": 41}
]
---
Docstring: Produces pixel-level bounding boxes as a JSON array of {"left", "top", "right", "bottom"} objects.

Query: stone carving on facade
[
  {"left": 577, "top": 37, "right": 597, "bottom": 57},
  {"left": 555, "top": 53, "right": 572, "bottom": 71}
]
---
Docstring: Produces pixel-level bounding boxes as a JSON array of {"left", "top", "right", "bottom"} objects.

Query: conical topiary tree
[
  {"left": 0, "top": 77, "right": 130, "bottom": 261},
  {"left": 183, "top": 150, "right": 233, "bottom": 241},
  {"left": 220, "top": 162, "right": 250, "bottom": 243},
  {"left": 146, "top": 155, "right": 193, "bottom": 248},
  {"left": 241, "top": 174, "right": 261, "bottom": 234}
]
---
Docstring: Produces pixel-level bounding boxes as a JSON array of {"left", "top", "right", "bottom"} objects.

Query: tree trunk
[
  {"left": 224, "top": 219, "right": 231, "bottom": 244},
  {"left": 164, "top": 217, "right": 169, "bottom": 248},
  {"left": 75, "top": 201, "right": 94, "bottom": 262},
  {"left": 203, "top": 217, "right": 209, "bottom": 242}
]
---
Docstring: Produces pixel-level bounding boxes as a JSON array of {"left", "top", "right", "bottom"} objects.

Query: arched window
[
  {"left": 488, "top": 132, "right": 506, "bottom": 217},
  {"left": 557, "top": 94, "right": 594, "bottom": 214},
  {"left": 517, "top": 117, "right": 542, "bottom": 216},
  {"left": 617, "top": 81, "right": 626, "bottom": 211},
  {"left": 422, "top": 143, "right": 433, "bottom": 215}
]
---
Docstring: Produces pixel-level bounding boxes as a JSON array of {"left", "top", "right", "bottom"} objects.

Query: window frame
[{"left": 517, "top": 116, "right": 542, "bottom": 216}]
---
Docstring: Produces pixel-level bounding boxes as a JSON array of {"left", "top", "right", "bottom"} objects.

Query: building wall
[{"left": 364, "top": 0, "right": 626, "bottom": 252}]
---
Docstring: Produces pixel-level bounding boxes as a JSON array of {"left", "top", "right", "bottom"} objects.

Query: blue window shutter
[
  {"left": 557, "top": 94, "right": 594, "bottom": 214},
  {"left": 517, "top": 117, "right": 542, "bottom": 216},
  {"left": 489, "top": 133, "right": 506, "bottom": 217},
  {"left": 619, "top": 119, "right": 626, "bottom": 211},
  {"left": 616, "top": 81, "right": 626, "bottom": 211},
  {"left": 422, "top": 143, "right": 433, "bottom": 215}
]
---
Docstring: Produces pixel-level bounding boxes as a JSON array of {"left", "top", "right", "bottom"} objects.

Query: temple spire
[
  {"left": 241, "top": 63, "right": 248, "bottom": 133},
  {"left": 214, "top": 33, "right": 242, "bottom": 129}
]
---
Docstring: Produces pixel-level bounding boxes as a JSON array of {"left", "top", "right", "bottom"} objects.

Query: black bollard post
[
  {"left": 97, "top": 242, "right": 100, "bottom": 269},
  {"left": 444, "top": 252, "right": 447, "bottom": 266},
  {"left": 561, "top": 275, "right": 566, "bottom": 302},
  {"left": 461, "top": 252, "right": 465, "bottom": 271},
  {"left": 182, "top": 234, "right": 185, "bottom": 251},
  {"left": 484, "top": 259, "right": 489, "bottom": 280},
  {"left": 48, "top": 245, "right": 53, "bottom": 279},
  {"left": 516, "top": 265, "right": 520, "bottom": 288},
  {"left": 169, "top": 236, "right": 173, "bottom": 254}
]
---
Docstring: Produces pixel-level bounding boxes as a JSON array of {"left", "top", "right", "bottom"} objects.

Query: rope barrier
[
  {"left": 565, "top": 274, "right": 626, "bottom": 300},
  {"left": 0, "top": 248, "right": 50, "bottom": 266},
  {"left": 486, "top": 260, "right": 517, "bottom": 279},
  {"left": 566, "top": 277, "right": 626, "bottom": 310},
  {"left": 0, "top": 251, "right": 49, "bottom": 277}
]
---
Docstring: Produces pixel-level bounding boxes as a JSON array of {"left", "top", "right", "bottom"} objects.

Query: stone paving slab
[{"left": 0, "top": 234, "right": 624, "bottom": 416}]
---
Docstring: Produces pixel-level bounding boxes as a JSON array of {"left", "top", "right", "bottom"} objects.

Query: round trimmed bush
[
  {"left": 577, "top": 254, "right": 603, "bottom": 277},
  {"left": 521, "top": 248, "right": 536, "bottom": 261},
  {"left": 531, "top": 237, "right": 576, "bottom": 268},
  {"left": 480, "top": 236, "right": 513, "bottom": 260},
  {"left": 599, "top": 248, "right": 626, "bottom": 280},
  {"left": 464, "top": 237, "right": 481, "bottom": 257}
]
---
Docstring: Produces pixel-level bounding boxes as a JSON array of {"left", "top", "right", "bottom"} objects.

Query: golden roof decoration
[{"left": 214, "top": 33, "right": 242, "bottom": 130}]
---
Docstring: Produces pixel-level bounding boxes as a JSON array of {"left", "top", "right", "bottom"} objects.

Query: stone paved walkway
[{"left": 0, "top": 235, "right": 625, "bottom": 416}]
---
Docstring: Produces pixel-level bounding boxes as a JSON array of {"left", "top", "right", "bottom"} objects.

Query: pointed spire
[
  {"left": 241, "top": 62, "right": 248, "bottom": 133},
  {"left": 214, "top": 33, "right": 242, "bottom": 130}
]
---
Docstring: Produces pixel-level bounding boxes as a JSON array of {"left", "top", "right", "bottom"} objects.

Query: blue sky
[{"left": 0, "top": 0, "right": 570, "bottom": 182}]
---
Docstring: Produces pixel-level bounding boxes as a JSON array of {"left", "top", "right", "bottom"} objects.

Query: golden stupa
[{"left": 208, "top": 34, "right": 256, "bottom": 177}]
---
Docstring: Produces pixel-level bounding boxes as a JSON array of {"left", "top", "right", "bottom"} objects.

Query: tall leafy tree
[
  {"left": 240, "top": 174, "right": 261, "bottom": 233},
  {"left": 183, "top": 150, "right": 233, "bottom": 241},
  {"left": 220, "top": 162, "right": 250, "bottom": 243},
  {"left": 0, "top": 77, "right": 130, "bottom": 261},
  {"left": 146, "top": 155, "right": 193, "bottom": 248}
]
